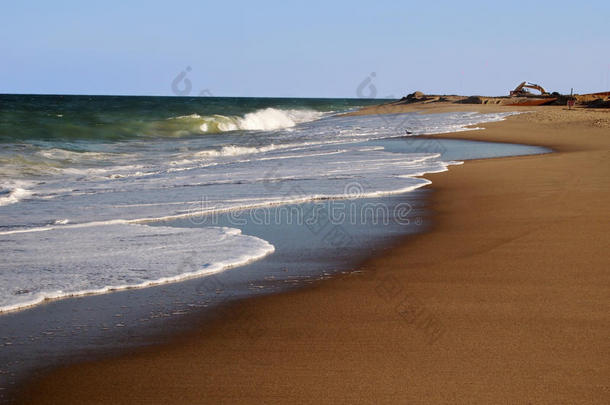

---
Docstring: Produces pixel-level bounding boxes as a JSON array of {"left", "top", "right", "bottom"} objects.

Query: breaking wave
[
  {"left": 0, "top": 181, "right": 34, "bottom": 207},
  {"left": 169, "top": 108, "right": 326, "bottom": 134}
]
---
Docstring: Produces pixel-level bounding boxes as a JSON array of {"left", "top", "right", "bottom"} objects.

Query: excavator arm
[
  {"left": 510, "top": 81, "right": 549, "bottom": 96},
  {"left": 523, "top": 82, "right": 548, "bottom": 95}
]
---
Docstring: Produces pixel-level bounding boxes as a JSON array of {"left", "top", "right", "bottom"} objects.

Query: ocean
[{"left": 0, "top": 95, "right": 520, "bottom": 313}]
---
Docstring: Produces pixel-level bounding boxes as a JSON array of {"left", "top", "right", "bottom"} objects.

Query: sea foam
[
  {"left": 0, "top": 224, "right": 274, "bottom": 313},
  {"left": 0, "top": 181, "right": 34, "bottom": 207},
  {"left": 0, "top": 109, "right": 519, "bottom": 313},
  {"left": 171, "top": 108, "right": 326, "bottom": 133}
]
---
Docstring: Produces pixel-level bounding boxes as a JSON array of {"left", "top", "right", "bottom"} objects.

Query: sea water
[{"left": 0, "top": 95, "right": 521, "bottom": 313}]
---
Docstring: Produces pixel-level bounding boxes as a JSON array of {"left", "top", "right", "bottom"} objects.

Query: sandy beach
[{"left": 15, "top": 105, "right": 609, "bottom": 404}]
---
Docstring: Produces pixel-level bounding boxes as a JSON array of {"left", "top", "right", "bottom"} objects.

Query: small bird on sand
[{"left": 405, "top": 129, "right": 413, "bottom": 135}]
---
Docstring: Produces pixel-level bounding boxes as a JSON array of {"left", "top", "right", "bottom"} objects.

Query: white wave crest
[
  {"left": 172, "top": 108, "right": 325, "bottom": 134},
  {"left": 0, "top": 182, "right": 34, "bottom": 206},
  {"left": 193, "top": 144, "right": 279, "bottom": 158}
]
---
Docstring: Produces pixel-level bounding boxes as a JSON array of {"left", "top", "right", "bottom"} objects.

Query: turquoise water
[{"left": 0, "top": 94, "right": 387, "bottom": 142}]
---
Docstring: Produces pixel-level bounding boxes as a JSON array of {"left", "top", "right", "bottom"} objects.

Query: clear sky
[{"left": 1, "top": 0, "right": 608, "bottom": 97}]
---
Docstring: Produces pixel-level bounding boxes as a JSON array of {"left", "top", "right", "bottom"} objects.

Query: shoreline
[
  {"left": 14, "top": 105, "right": 610, "bottom": 403},
  {"left": 0, "top": 192, "right": 431, "bottom": 398},
  {"left": 1, "top": 136, "right": 544, "bottom": 401}
]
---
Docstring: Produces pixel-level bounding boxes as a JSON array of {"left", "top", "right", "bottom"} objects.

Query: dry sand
[{"left": 16, "top": 105, "right": 610, "bottom": 404}]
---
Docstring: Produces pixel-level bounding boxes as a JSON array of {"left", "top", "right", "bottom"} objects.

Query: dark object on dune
[
  {"left": 576, "top": 92, "right": 610, "bottom": 108},
  {"left": 407, "top": 91, "right": 425, "bottom": 100},
  {"left": 400, "top": 91, "right": 429, "bottom": 103},
  {"left": 456, "top": 96, "right": 484, "bottom": 104},
  {"left": 586, "top": 98, "right": 610, "bottom": 108}
]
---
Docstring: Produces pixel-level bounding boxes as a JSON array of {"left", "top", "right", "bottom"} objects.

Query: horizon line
[{"left": 0, "top": 92, "right": 402, "bottom": 100}]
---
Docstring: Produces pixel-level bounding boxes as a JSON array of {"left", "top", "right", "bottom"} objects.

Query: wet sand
[{"left": 16, "top": 105, "right": 610, "bottom": 404}]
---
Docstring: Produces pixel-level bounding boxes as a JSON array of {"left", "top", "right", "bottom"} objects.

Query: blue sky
[{"left": 1, "top": 0, "right": 608, "bottom": 97}]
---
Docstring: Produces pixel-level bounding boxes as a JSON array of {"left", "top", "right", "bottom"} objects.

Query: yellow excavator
[{"left": 510, "top": 82, "right": 549, "bottom": 97}]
